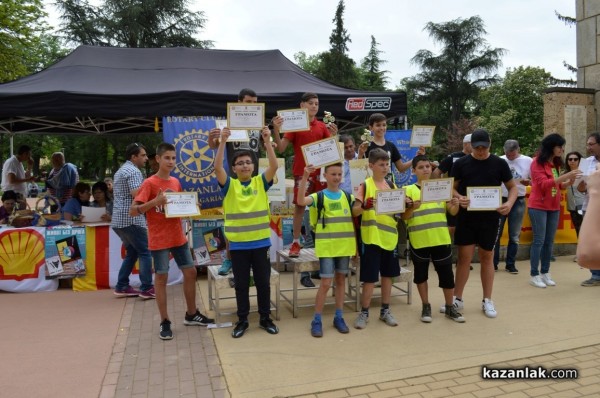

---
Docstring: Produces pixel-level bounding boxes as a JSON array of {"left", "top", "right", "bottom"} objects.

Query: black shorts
[
  {"left": 359, "top": 243, "right": 400, "bottom": 283},
  {"left": 410, "top": 244, "right": 454, "bottom": 288},
  {"left": 446, "top": 212, "right": 457, "bottom": 227},
  {"left": 454, "top": 215, "right": 501, "bottom": 251}
]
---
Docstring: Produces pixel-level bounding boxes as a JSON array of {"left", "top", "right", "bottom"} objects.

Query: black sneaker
[
  {"left": 231, "top": 320, "right": 249, "bottom": 338},
  {"left": 505, "top": 266, "right": 519, "bottom": 274},
  {"left": 159, "top": 319, "right": 173, "bottom": 340},
  {"left": 259, "top": 317, "right": 279, "bottom": 334},
  {"left": 420, "top": 303, "right": 432, "bottom": 323},
  {"left": 300, "top": 276, "right": 315, "bottom": 288},
  {"left": 183, "top": 309, "right": 214, "bottom": 326},
  {"left": 445, "top": 305, "right": 466, "bottom": 323}
]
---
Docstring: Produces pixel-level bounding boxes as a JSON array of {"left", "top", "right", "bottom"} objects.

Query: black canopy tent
[{"left": 0, "top": 45, "right": 407, "bottom": 136}]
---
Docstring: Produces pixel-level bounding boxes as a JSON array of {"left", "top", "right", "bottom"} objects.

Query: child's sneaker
[
  {"left": 288, "top": 241, "right": 301, "bottom": 257},
  {"left": 354, "top": 312, "right": 369, "bottom": 329},
  {"left": 541, "top": 273, "right": 556, "bottom": 286},
  {"left": 218, "top": 259, "right": 233, "bottom": 276},
  {"left": 183, "top": 309, "right": 214, "bottom": 326},
  {"left": 310, "top": 319, "right": 323, "bottom": 337},
  {"left": 481, "top": 298, "right": 497, "bottom": 318},
  {"left": 379, "top": 309, "right": 398, "bottom": 326},
  {"left": 138, "top": 286, "right": 155, "bottom": 299},
  {"left": 445, "top": 305, "right": 466, "bottom": 323},
  {"left": 333, "top": 317, "right": 349, "bottom": 334},
  {"left": 159, "top": 319, "right": 173, "bottom": 340},
  {"left": 259, "top": 317, "right": 279, "bottom": 334},
  {"left": 420, "top": 303, "right": 432, "bottom": 323},
  {"left": 439, "top": 296, "right": 463, "bottom": 313},
  {"left": 114, "top": 286, "right": 140, "bottom": 297}
]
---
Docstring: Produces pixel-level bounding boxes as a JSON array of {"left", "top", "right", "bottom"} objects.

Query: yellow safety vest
[
  {"left": 360, "top": 177, "right": 398, "bottom": 251},
  {"left": 404, "top": 184, "right": 451, "bottom": 249},
  {"left": 222, "top": 176, "right": 271, "bottom": 243},
  {"left": 310, "top": 192, "right": 356, "bottom": 257}
]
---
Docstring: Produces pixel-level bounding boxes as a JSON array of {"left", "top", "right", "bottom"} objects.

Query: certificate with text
[
  {"left": 215, "top": 119, "right": 249, "bottom": 142},
  {"left": 301, "top": 137, "right": 343, "bottom": 169},
  {"left": 165, "top": 192, "right": 201, "bottom": 218},
  {"left": 258, "top": 158, "right": 285, "bottom": 202},
  {"left": 375, "top": 188, "right": 406, "bottom": 215},
  {"left": 421, "top": 178, "right": 454, "bottom": 203},
  {"left": 467, "top": 187, "right": 502, "bottom": 211},
  {"left": 227, "top": 103, "right": 265, "bottom": 130},
  {"left": 277, "top": 108, "right": 309, "bottom": 133},
  {"left": 410, "top": 125, "right": 435, "bottom": 147}
]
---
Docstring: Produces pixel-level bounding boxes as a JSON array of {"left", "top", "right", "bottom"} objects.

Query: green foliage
[
  {"left": 404, "top": 16, "right": 505, "bottom": 129},
  {"left": 478, "top": 66, "right": 553, "bottom": 155},
  {"left": 358, "top": 36, "right": 388, "bottom": 91},
  {"left": 56, "top": 0, "right": 213, "bottom": 48},
  {"left": 294, "top": 51, "right": 323, "bottom": 75},
  {"left": 0, "top": 0, "right": 59, "bottom": 82}
]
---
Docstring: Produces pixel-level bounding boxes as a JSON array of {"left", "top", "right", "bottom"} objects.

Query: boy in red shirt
[
  {"left": 272, "top": 92, "right": 338, "bottom": 286},
  {"left": 131, "top": 143, "right": 214, "bottom": 340}
]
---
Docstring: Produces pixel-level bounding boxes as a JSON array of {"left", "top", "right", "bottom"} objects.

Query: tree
[
  {"left": 478, "top": 66, "right": 553, "bottom": 155},
  {"left": 0, "top": 0, "right": 54, "bottom": 82},
  {"left": 404, "top": 16, "right": 505, "bottom": 128},
  {"left": 313, "top": 0, "right": 359, "bottom": 88},
  {"left": 358, "top": 36, "right": 388, "bottom": 90},
  {"left": 56, "top": 0, "right": 213, "bottom": 48},
  {"left": 294, "top": 51, "right": 323, "bottom": 76}
]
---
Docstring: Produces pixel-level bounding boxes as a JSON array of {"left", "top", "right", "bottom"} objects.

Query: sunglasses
[{"left": 567, "top": 158, "right": 579, "bottom": 161}]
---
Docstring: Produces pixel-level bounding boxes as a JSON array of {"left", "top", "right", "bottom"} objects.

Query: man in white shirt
[
  {"left": 339, "top": 134, "right": 357, "bottom": 194},
  {"left": 493, "top": 140, "right": 532, "bottom": 274},
  {"left": 578, "top": 132, "right": 600, "bottom": 286},
  {"left": 1, "top": 145, "right": 34, "bottom": 198}
]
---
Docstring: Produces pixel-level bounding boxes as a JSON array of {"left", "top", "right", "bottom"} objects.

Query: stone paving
[{"left": 100, "top": 280, "right": 600, "bottom": 398}]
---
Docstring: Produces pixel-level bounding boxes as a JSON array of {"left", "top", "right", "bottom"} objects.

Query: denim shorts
[
  {"left": 319, "top": 256, "right": 350, "bottom": 278},
  {"left": 151, "top": 242, "right": 194, "bottom": 275}
]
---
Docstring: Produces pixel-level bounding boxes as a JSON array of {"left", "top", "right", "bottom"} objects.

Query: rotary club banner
[{"left": 162, "top": 116, "right": 228, "bottom": 210}]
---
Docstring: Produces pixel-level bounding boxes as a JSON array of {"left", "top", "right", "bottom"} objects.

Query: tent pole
[{"left": 10, "top": 133, "right": 14, "bottom": 156}]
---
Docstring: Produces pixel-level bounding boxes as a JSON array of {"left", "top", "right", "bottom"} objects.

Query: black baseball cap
[{"left": 471, "top": 129, "right": 491, "bottom": 148}]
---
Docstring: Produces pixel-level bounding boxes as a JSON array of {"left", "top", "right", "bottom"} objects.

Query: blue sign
[{"left": 386, "top": 129, "right": 418, "bottom": 186}]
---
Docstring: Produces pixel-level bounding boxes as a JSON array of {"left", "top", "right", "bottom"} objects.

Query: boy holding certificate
[
  {"left": 214, "top": 127, "right": 280, "bottom": 338},
  {"left": 401, "top": 155, "right": 464, "bottom": 323},
  {"left": 272, "top": 92, "right": 338, "bottom": 287},
  {"left": 131, "top": 143, "right": 214, "bottom": 340},
  {"left": 297, "top": 163, "right": 355, "bottom": 337},
  {"left": 352, "top": 148, "right": 410, "bottom": 329}
]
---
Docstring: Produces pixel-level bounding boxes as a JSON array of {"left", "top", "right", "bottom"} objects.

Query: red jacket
[{"left": 529, "top": 158, "right": 561, "bottom": 211}]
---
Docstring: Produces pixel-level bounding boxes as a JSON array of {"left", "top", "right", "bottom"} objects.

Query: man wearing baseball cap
[{"left": 446, "top": 129, "right": 518, "bottom": 318}]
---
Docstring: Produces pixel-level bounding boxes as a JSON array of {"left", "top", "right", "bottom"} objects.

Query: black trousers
[{"left": 230, "top": 247, "right": 271, "bottom": 320}]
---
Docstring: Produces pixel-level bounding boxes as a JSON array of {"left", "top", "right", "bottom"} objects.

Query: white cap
[{"left": 463, "top": 134, "right": 472, "bottom": 143}]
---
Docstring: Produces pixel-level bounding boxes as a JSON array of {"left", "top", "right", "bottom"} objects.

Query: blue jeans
[
  {"left": 113, "top": 225, "right": 153, "bottom": 291},
  {"left": 528, "top": 208, "right": 560, "bottom": 276},
  {"left": 494, "top": 197, "right": 526, "bottom": 268},
  {"left": 151, "top": 242, "right": 195, "bottom": 274}
]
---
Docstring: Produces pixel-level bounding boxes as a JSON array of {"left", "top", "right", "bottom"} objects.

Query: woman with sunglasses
[
  {"left": 528, "top": 134, "right": 582, "bottom": 288},
  {"left": 564, "top": 152, "right": 585, "bottom": 243}
]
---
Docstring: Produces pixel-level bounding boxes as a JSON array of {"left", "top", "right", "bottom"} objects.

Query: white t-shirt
[
  {"left": 1, "top": 155, "right": 27, "bottom": 197},
  {"left": 582, "top": 155, "right": 599, "bottom": 212},
  {"left": 500, "top": 154, "right": 532, "bottom": 197}
]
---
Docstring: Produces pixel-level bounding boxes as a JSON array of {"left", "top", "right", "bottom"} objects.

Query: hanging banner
[
  {"left": 162, "top": 116, "right": 228, "bottom": 209},
  {"left": 385, "top": 130, "right": 418, "bottom": 187}
]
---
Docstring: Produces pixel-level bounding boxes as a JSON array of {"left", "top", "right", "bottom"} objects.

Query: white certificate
[
  {"left": 277, "top": 108, "right": 309, "bottom": 133},
  {"left": 349, "top": 159, "right": 372, "bottom": 197},
  {"left": 375, "top": 188, "right": 406, "bottom": 215},
  {"left": 227, "top": 103, "right": 265, "bottom": 130},
  {"left": 410, "top": 125, "right": 435, "bottom": 147},
  {"left": 81, "top": 206, "right": 106, "bottom": 223},
  {"left": 467, "top": 187, "right": 502, "bottom": 211},
  {"left": 165, "top": 192, "right": 201, "bottom": 218},
  {"left": 301, "top": 137, "right": 343, "bottom": 169},
  {"left": 258, "top": 158, "right": 285, "bottom": 202},
  {"left": 421, "top": 178, "right": 454, "bottom": 203},
  {"left": 215, "top": 119, "right": 249, "bottom": 142}
]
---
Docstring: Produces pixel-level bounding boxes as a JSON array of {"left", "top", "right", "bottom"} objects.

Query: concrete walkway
[{"left": 3, "top": 256, "right": 600, "bottom": 397}]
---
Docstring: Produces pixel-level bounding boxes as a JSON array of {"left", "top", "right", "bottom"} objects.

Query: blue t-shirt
[
  {"left": 62, "top": 198, "right": 83, "bottom": 219},
  {"left": 220, "top": 174, "right": 272, "bottom": 250}
]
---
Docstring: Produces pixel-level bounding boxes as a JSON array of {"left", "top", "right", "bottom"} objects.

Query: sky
[{"left": 43, "top": 0, "right": 577, "bottom": 88}]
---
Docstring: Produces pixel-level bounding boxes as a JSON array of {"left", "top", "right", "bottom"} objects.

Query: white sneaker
[
  {"left": 481, "top": 298, "right": 497, "bottom": 318},
  {"left": 541, "top": 273, "right": 556, "bottom": 286},
  {"left": 529, "top": 275, "right": 546, "bottom": 288},
  {"left": 439, "top": 296, "right": 464, "bottom": 313}
]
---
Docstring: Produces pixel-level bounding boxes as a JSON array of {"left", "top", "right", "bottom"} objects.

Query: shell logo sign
[{"left": 0, "top": 229, "right": 46, "bottom": 281}]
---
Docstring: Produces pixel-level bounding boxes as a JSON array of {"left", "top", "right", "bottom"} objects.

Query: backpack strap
[{"left": 316, "top": 191, "right": 326, "bottom": 228}]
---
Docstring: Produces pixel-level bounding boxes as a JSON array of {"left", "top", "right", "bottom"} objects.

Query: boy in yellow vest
[
  {"left": 297, "top": 163, "right": 356, "bottom": 337},
  {"left": 352, "top": 148, "right": 409, "bottom": 329},
  {"left": 214, "top": 126, "right": 279, "bottom": 338},
  {"left": 401, "top": 155, "right": 465, "bottom": 323}
]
